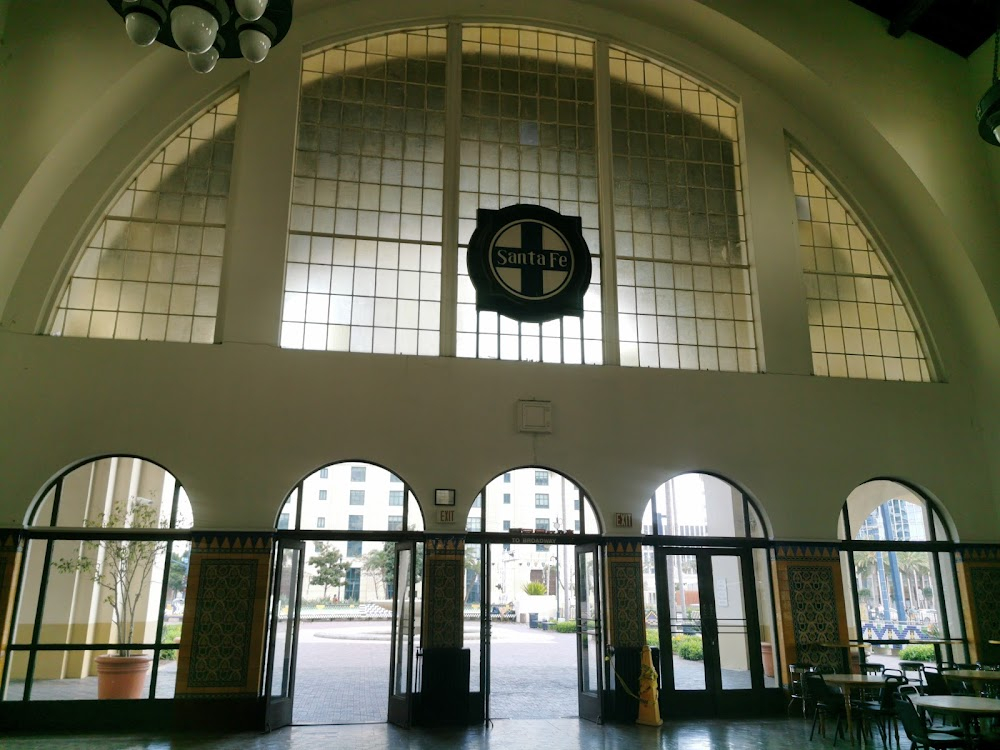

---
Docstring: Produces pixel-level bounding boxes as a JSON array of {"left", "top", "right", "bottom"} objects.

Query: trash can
[{"left": 529, "top": 613, "right": 538, "bottom": 628}]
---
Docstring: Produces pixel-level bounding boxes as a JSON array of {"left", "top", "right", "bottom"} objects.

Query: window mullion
[
  {"left": 439, "top": 22, "right": 463, "bottom": 358},
  {"left": 594, "top": 39, "right": 619, "bottom": 366}
]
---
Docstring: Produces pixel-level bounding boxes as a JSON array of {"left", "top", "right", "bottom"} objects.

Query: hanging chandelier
[
  {"left": 977, "top": 22, "right": 1000, "bottom": 146},
  {"left": 106, "top": 0, "right": 293, "bottom": 74}
]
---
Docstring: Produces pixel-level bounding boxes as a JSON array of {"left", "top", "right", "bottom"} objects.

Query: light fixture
[
  {"left": 977, "top": 22, "right": 1000, "bottom": 146},
  {"left": 106, "top": 0, "right": 292, "bottom": 74}
]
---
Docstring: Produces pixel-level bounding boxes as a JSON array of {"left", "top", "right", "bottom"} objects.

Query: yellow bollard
[{"left": 636, "top": 644, "right": 663, "bottom": 726}]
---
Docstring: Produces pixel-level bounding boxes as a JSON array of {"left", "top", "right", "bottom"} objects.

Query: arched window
[
  {"left": 641, "top": 472, "right": 765, "bottom": 538},
  {"left": 465, "top": 466, "right": 600, "bottom": 535},
  {"left": 790, "top": 150, "right": 932, "bottom": 381},
  {"left": 840, "top": 480, "right": 965, "bottom": 666},
  {"left": 281, "top": 25, "right": 757, "bottom": 371},
  {"left": 277, "top": 462, "right": 423, "bottom": 603},
  {"left": 49, "top": 93, "right": 239, "bottom": 343},
  {"left": 10, "top": 456, "right": 192, "bottom": 701}
]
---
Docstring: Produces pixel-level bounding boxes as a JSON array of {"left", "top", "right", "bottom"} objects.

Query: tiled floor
[{"left": 1, "top": 716, "right": 830, "bottom": 750}]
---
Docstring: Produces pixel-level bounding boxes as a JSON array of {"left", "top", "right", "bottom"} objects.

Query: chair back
[
  {"left": 924, "top": 669, "right": 952, "bottom": 696},
  {"left": 894, "top": 696, "right": 930, "bottom": 743},
  {"left": 805, "top": 672, "right": 839, "bottom": 705},
  {"left": 880, "top": 674, "right": 906, "bottom": 710},
  {"left": 861, "top": 663, "right": 885, "bottom": 675},
  {"left": 897, "top": 684, "right": 920, "bottom": 703}
]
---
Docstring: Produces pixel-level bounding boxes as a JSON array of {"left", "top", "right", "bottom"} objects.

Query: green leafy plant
[
  {"left": 521, "top": 581, "right": 547, "bottom": 595},
  {"left": 159, "top": 623, "right": 183, "bottom": 661},
  {"left": 899, "top": 643, "right": 936, "bottom": 662},
  {"left": 555, "top": 620, "right": 577, "bottom": 633},
  {"left": 672, "top": 634, "right": 704, "bottom": 661},
  {"left": 308, "top": 543, "right": 350, "bottom": 599},
  {"left": 53, "top": 500, "right": 167, "bottom": 657}
]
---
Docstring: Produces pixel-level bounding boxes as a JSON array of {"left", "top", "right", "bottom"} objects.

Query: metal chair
[
  {"left": 788, "top": 663, "right": 817, "bottom": 717},
  {"left": 899, "top": 661, "right": 926, "bottom": 687},
  {"left": 894, "top": 696, "right": 967, "bottom": 750},
  {"left": 806, "top": 672, "right": 847, "bottom": 745},
  {"left": 855, "top": 673, "right": 906, "bottom": 748}
]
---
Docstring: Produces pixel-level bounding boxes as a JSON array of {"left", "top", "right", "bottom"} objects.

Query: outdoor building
[{"left": 0, "top": 0, "right": 998, "bottom": 736}]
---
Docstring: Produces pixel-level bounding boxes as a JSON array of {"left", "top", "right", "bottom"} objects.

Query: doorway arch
[{"left": 641, "top": 471, "right": 780, "bottom": 717}]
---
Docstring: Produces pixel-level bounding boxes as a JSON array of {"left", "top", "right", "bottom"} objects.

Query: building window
[
  {"left": 503, "top": 473, "right": 511, "bottom": 483},
  {"left": 345, "top": 567, "right": 361, "bottom": 599},
  {"left": 389, "top": 490, "right": 404, "bottom": 506},
  {"left": 574, "top": 520, "right": 581, "bottom": 532},
  {"left": 791, "top": 150, "right": 931, "bottom": 381},
  {"left": 535, "top": 518, "right": 550, "bottom": 531},
  {"left": 466, "top": 516, "right": 482, "bottom": 532},
  {"left": 503, "top": 520, "right": 511, "bottom": 531},
  {"left": 472, "top": 496, "right": 481, "bottom": 508},
  {"left": 278, "top": 513, "right": 290, "bottom": 530},
  {"left": 49, "top": 94, "right": 240, "bottom": 344},
  {"left": 350, "top": 490, "right": 365, "bottom": 505},
  {"left": 390, "top": 474, "right": 402, "bottom": 483},
  {"left": 319, "top": 468, "right": 329, "bottom": 478},
  {"left": 535, "top": 470, "right": 549, "bottom": 486},
  {"left": 503, "top": 493, "right": 511, "bottom": 504},
  {"left": 318, "top": 489, "right": 327, "bottom": 501},
  {"left": 574, "top": 497, "right": 580, "bottom": 511},
  {"left": 388, "top": 515, "right": 403, "bottom": 531},
  {"left": 347, "top": 541, "right": 363, "bottom": 558},
  {"left": 348, "top": 514, "right": 363, "bottom": 531},
  {"left": 316, "top": 516, "right": 326, "bottom": 528},
  {"left": 350, "top": 466, "right": 366, "bottom": 482},
  {"left": 535, "top": 493, "right": 549, "bottom": 508}
]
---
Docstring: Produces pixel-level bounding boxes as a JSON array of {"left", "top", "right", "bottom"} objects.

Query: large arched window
[
  {"left": 281, "top": 25, "right": 756, "bottom": 371},
  {"left": 7, "top": 457, "right": 192, "bottom": 702},
  {"left": 790, "top": 150, "right": 933, "bottom": 381},
  {"left": 49, "top": 94, "right": 239, "bottom": 343},
  {"left": 277, "top": 461, "right": 423, "bottom": 603},
  {"left": 840, "top": 480, "right": 965, "bottom": 667}
]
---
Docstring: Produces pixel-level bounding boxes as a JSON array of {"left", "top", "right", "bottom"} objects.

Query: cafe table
[
  {"left": 823, "top": 673, "right": 889, "bottom": 742},
  {"left": 910, "top": 695, "right": 1000, "bottom": 742},
  {"left": 942, "top": 669, "right": 1000, "bottom": 695}
]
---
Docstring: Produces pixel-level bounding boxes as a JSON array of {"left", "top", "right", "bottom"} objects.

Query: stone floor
[{"left": 0, "top": 716, "right": 844, "bottom": 750}]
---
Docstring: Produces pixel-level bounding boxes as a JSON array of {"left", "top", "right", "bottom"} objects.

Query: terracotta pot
[{"left": 95, "top": 654, "right": 152, "bottom": 699}]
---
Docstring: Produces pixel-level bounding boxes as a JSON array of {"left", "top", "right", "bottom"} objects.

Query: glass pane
[
  {"left": 271, "top": 547, "right": 301, "bottom": 698},
  {"left": 664, "top": 553, "right": 705, "bottom": 690},
  {"left": 578, "top": 550, "right": 599, "bottom": 694},
  {"left": 752, "top": 548, "right": 778, "bottom": 687},
  {"left": 712, "top": 556, "right": 751, "bottom": 690},
  {"left": 393, "top": 548, "right": 412, "bottom": 697},
  {"left": 465, "top": 544, "right": 482, "bottom": 694},
  {"left": 645, "top": 473, "right": 748, "bottom": 538}
]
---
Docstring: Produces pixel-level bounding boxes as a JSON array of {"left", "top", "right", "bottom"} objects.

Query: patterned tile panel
[
  {"left": 177, "top": 534, "right": 272, "bottom": 696},
  {"left": 422, "top": 537, "right": 465, "bottom": 649},
  {"left": 774, "top": 544, "right": 840, "bottom": 561},
  {"left": 785, "top": 564, "right": 846, "bottom": 673},
  {"left": 607, "top": 545, "right": 644, "bottom": 648},
  {"left": 958, "top": 546, "right": 1000, "bottom": 563},
  {"left": 967, "top": 565, "right": 1000, "bottom": 664}
]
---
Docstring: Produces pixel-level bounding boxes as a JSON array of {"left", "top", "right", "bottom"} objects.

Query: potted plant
[{"left": 53, "top": 498, "right": 167, "bottom": 699}]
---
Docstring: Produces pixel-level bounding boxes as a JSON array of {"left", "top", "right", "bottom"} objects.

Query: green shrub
[
  {"left": 554, "top": 620, "right": 577, "bottom": 633},
  {"left": 899, "top": 644, "right": 936, "bottom": 662},
  {"left": 645, "top": 628, "right": 660, "bottom": 648},
  {"left": 159, "top": 623, "right": 183, "bottom": 661},
  {"left": 521, "top": 581, "right": 547, "bottom": 595},
  {"left": 671, "top": 634, "right": 703, "bottom": 661}
]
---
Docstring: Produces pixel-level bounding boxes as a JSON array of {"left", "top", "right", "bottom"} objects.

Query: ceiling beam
[{"left": 888, "top": 0, "right": 937, "bottom": 37}]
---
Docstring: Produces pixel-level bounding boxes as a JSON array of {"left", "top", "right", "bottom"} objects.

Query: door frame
[
  {"left": 575, "top": 542, "right": 605, "bottom": 723},
  {"left": 264, "top": 538, "right": 306, "bottom": 731},
  {"left": 387, "top": 540, "right": 418, "bottom": 728},
  {"left": 652, "top": 545, "right": 770, "bottom": 717}
]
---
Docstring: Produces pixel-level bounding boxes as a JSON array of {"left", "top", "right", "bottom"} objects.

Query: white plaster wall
[{"left": 0, "top": 0, "right": 997, "bottom": 541}]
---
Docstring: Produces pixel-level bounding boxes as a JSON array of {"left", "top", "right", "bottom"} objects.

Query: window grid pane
[
  {"left": 609, "top": 47, "right": 756, "bottom": 373},
  {"left": 456, "top": 26, "right": 603, "bottom": 365},
  {"left": 790, "top": 151, "right": 931, "bottom": 382},
  {"left": 282, "top": 28, "right": 447, "bottom": 355},
  {"left": 50, "top": 94, "right": 238, "bottom": 343}
]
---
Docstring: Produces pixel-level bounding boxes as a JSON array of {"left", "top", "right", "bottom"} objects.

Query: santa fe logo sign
[{"left": 467, "top": 204, "right": 592, "bottom": 323}]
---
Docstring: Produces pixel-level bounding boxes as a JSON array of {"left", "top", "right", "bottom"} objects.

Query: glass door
[
  {"left": 576, "top": 543, "right": 604, "bottom": 723},
  {"left": 653, "top": 548, "right": 765, "bottom": 716},
  {"left": 264, "top": 539, "right": 305, "bottom": 731},
  {"left": 388, "top": 541, "right": 417, "bottom": 727}
]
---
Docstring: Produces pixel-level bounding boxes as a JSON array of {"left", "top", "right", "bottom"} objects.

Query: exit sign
[
  {"left": 439, "top": 509, "right": 455, "bottom": 524},
  {"left": 615, "top": 512, "right": 633, "bottom": 528}
]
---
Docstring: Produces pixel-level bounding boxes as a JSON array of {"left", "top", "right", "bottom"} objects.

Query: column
[
  {"left": 0, "top": 531, "right": 22, "bottom": 681},
  {"left": 606, "top": 541, "right": 647, "bottom": 721},
  {"left": 956, "top": 546, "right": 1000, "bottom": 665}
]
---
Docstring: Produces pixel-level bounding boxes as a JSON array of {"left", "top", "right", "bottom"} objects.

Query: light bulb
[
  {"left": 188, "top": 47, "right": 220, "bottom": 74},
  {"left": 235, "top": 0, "right": 268, "bottom": 22},
  {"left": 170, "top": 4, "right": 219, "bottom": 55},
  {"left": 239, "top": 27, "right": 272, "bottom": 63},
  {"left": 124, "top": 10, "right": 161, "bottom": 47}
]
